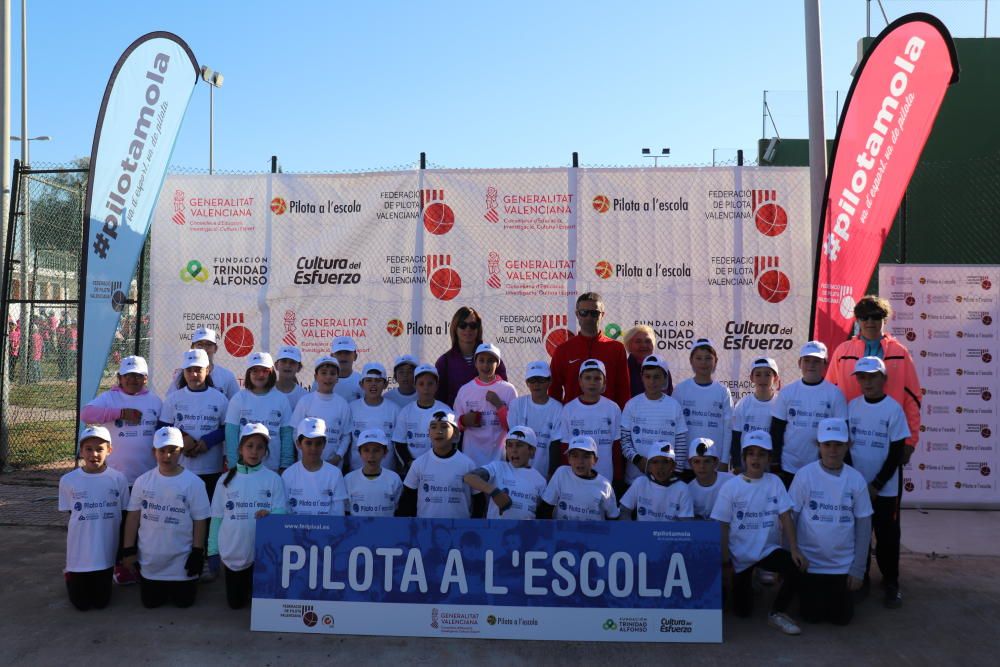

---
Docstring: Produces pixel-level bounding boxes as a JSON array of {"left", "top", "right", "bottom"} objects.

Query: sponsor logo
[
  {"left": 816, "top": 282, "right": 855, "bottom": 319},
  {"left": 723, "top": 320, "right": 794, "bottom": 351},
  {"left": 293, "top": 256, "right": 362, "bottom": 285},
  {"left": 180, "top": 194, "right": 256, "bottom": 233},
  {"left": 272, "top": 196, "right": 360, "bottom": 217},
  {"left": 282, "top": 310, "right": 297, "bottom": 346},
  {"left": 754, "top": 256, "right": 790, "bottom": 304},
  {"left": 543, "top": 315, "right": 571, "bottom": 356},
  {"left": 706, "top": 188, "right": 789, "bottom": 237},
  {"left": 426, "top": 255, "right": 462, "bottom": 301},
  {"left": 604, "top": 323, "right": 622, "bottom": 339},
  {"left": 173, "top": 189, "right": 185, "bottom": 225},
  {"left": 595, "top": 260, "right": 614, "bottom": 279},
  {"left": 751, "top": 190, "right": 788, "bottom": 236},
  {"left": 88, "top": 279, "right": 127, "bottom": 313},
  {"left": 286, "top": 312, "right": 370, "bottom": 354},
  {"left": 485, "top": 613, "right": 539, "bottom": 627},
  {"left": 593, "top": 192, "right": 688, "bottom": 216},
  {"left": 660, "top": 618, "right": 693, "bottom": 634},
  {"left": 484, "top": 187, "right": 499, "bottom": 223},
  {"left": 592, "top": 195, "right": 610, "bottom": 213},
  {"left": 377, "top": 188, "right": 421, "bottom": 221},
  {"left": 495, "top": 313, "right": 571, "bottom": 354},
  {"left": 182, "top": 255, "right": 269, "bottom": 287},
  {"left": 219, "top": 312, "right": 255, "bottom": 358},
  {"left": 485, "top": 186, "right": 574, "bottom": 230},
  {"left": 180, "top": 259, "right": 209, "bottom": 283},
  {"left": 271, "top": 197, "right": 287, "bottom": 215},
  {"left": 386, "top": 318, "right": 404, "bottom": 337},
  {"left": 422, "top": 190, "right": 454, "bottom": 235},
  {"left": 486, "top": 250, "right": 576, "bottom": 296}
]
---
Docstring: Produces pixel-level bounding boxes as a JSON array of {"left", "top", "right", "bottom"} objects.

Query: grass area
[
  {"left": 9, "top": 381, "right": 77, "bottom": 411},
  {"left": 6, "top": 420, "right": 76, "bottom": 468}
]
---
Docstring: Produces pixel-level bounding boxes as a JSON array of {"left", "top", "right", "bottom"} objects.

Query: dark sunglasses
[
  {"left": 457, "top": 321, "right": 481, "bottom": 330},
  {"left": 576, "top": 309, "right": 603, "bottom": 318},
  {"left": 856, "top": 314, "right": 884, "bottom": 322}
]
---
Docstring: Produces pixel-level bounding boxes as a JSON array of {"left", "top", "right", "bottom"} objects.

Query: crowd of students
[{"left": 62, "top": 294, "right": 913, "bottom": 637}]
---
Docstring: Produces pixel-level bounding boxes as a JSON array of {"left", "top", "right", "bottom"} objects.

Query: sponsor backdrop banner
[
  {"left": 250, "top": 515, "right": 722, "bottom": 642},
  {"left": 150, "top": 167, "right": 811, "bottom": 402},
  {"left": 80, "top": 32, "right": 200, "bottom": 413},
  {"left": 811, "top": 14, "right": 958, "bottom": 353},
  {"left": 881, "top": 264, "right": 999, "bottom": 509}
]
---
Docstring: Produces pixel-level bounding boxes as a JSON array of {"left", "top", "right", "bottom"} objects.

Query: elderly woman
[
  {"left": 434, "top": 306, "right": 507, "bottom": 407},
  {"left": 622, "top": 325, "right": 673, "bottom": 397}
]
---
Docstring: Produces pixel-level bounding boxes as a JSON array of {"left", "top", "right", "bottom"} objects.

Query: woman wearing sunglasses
[{"left": 434, "top": 306, "right": 507, "bottom": 407}]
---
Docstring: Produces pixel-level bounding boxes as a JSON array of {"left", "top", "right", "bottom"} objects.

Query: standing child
[
  {"left": 559, "top": 359, "right": 623, "bottom": 490},
  {"left": 209, "top": 423, "right": 287, "bottom": 609},
  {"left": 620, "top": 354, "right": 688, "bottom": 485},
  {"left": 331, "top": 336, "right": 363, "bottom": 403},
  {"left": 619, "top": 441, "right": 693, "bottom": 521},
  {"left": 274, "top": 345, "right": 308, "bottom": 411},
  {"left": 399, "top": 411, "right": 479, "bottom": 518},
  {"left": 121, "top": 427, "right": 211, "bottom": 608},
  {"left": 507, "top": 360, "right": 563, "bottom": 479},
  {"left": 770, "top": 341, "right": 848, "bottom": 487},
  {"left": 463, "top": 426, "right": 548, "bottom": 520},
  {"left": 187, "top": 327, "right": 240, "bottom": 398},
  {"left": 789, "top": 418, "right": 873, "bottom": 625},
  {"left": 291, "top": 355, "right": 353, "bottom": 466},
  {"left": 686, "top": 438, "right": 734, "bottom": 520},
  {"left": 454, "top": 343, "right": 518, "bottom": 467},
  {"left": 385, "top": 354, "right": 419, "bottom": 407},
  {"left": 730, "top": 357, "right": 780, "bottom": 472},
  {"left": 345, "top": 429, "right": 404, "bottom": 516},
  {"left": 348, "top": 363, "right": 400, "bottom": 472},
  {"left": 282, "top": 417, "right": 349, "bottom": 516},
  {"left": 59, "top": 427, "right": 130, "bottom": 611},
  {"left": 539, "top": 435, "right": 619, "bottom": 521},
  {"left": 672, "top": 338, "right": 733, "bottom": 473},
  {"left": 847, "top": 356, "right": 910, "bottom": 608},
  {"left": 224, "top": 352, "right": 294, "bottom": 473},
  {"left": 392, "top": 363, "right": 450, "bottom": 470},
  {"left": 711, "top": 430, "right": 807, "bottom": 635}
]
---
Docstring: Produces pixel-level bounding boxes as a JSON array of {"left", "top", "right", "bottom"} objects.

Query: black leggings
[
  {"left": 65, "top": 568, "right": 113, "bottom": 611},
  {"left": 225, "top": 564, "right": 254, "bottom": 609},
  {"left": 868, "top": 493, "right": 901, "bottom": 587},
  {"left": 800, "top": 573, "right": 854, "bottom": 625},
  {"left": 139, "top": 575, "right": 198, "bottom": 608},
  {"left": 733, "top": 548, "right": 800, "bottom": 617}
]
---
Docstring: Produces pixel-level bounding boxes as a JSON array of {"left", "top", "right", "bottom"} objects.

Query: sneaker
[
  {"left": 113, "top": 564, "right": 137, "bottom": 586},
  {"left": 884, "top": 585, "right": 903, "bottom": 609},
  {"left": 768, "top": 612, "right": 802, "bottom": 635},
  {"left": 200, "top": 555, "right": 220, "bottom": 583}
]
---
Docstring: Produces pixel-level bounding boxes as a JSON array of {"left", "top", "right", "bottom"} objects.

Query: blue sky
[{"left": 15, "top": 0, "right": 994, "bottom": 171}]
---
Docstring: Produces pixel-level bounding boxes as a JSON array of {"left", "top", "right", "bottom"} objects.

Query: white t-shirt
[
  {"left": 480, "top": 461, "right": 547, "bottom": 520},
  {"left": 848, "top": 395, "right": 911, "bottom": 497},
  {"left": 771, "top": 380, "right": 848, "bottom": 474},
  {"left": 345, "top": 469, "right": 403, "bottom": 517},
  {"left": 560, "top": 397, "right": 621, "bottom": 482},
  {"left": 688, "top": 471, "right": 734, "bottom": 520},
  {"left": 507, "top": 395, "right": 563, "bottom": 479},
  {"left": 127, "top": 468, "right": 212, "bottom": 580},
  {"left": 291, "top": 391, "right": 352, "bottom": 462},
  {"left": 281, "top": 462, "right": 348, "bottom": 515},
  {"left": 392, "top": 399, "right": 452, "bottom": 461},
  {"left": 212, "top": 467, "right": 287, "bottom": 571},
  {"left": 710, "top": 473, "right": 793, "bottom": 573},
  {"left": 454, "top": 377, "right": 519, "bottom": 467},
  {"left": 225, "top": 388, "right": 292, "bottom": 471},
  {"left": 335, "top": 371, "right": 363, "bottom": 403},
  {"left": 789, "top": 461, "right": 874, "bottom": 574},
  {"left": 160, "top": 386, "right": 229, "bottom": 475},
  {"left": 86, "top": 389, "right": 163, "bottom": 484},
  {"left": 277, "top": 384, "right": 309, "bottom": 411},
  {"left": 732, "top": 393, "right": 777, "bottom": 438},
  {"left": 348, "top": 399, "right": 400, "bottom": 471},
  {"left": 620, "top": 476, "right": 694, "bottom": 521},
  {"left": 542, "top": 466, "right": 619, "bottom": 521},
  {"left": 385, "top": 387, "right": 419, "bottom": 409},
  {"left": 403, "top": 449, "right": 477, "bottom": 519},
  {"left": 169, "top": 365, "right": 240, "bottom": 399},
  {"left": 621, "top": 393, "right": 688, "bottom": 482},
  {"left": 672, "top": 379, "right": 733, "bottom": 468},
  {"left": 59, "top": 467, "right": 130, "bottom": 572}
]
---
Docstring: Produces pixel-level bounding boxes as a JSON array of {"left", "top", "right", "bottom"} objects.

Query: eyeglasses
[
  {"left": 576, "top": 309, "right": 603, "bottom": 318},
  {"left": 457, "top": 321, "right": 481, "bottom": 330},
  {"left": 856, "top": 314, "right": 884, "bottom": 322}
]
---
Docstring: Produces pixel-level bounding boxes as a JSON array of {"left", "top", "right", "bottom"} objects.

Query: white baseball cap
[
  {"left": 118, "top": 355, "right": 148, "bottom": 376},
  {"left": 414, "top": 363, "right": 439, "bottom": 379},
  {"left": 742, "top": 430, "right": 773, "bottom": 451},
  {"left": 239, "top": 422, "right": 271, "bottom": 442},
  {"left": 246, "top": 351, "right": 274, "bottom": 369},
  {"left": 430, "top": 410, "right": 459, "bottom": 429},
  {"left": 361, "top": 362, "right": 387, "bottom": 380},
  {"left": 525, "top": 360, "right": 552, "bottom": 380},
  {"left": 330, "top": 336, "right": 357, "bottom": 354},
  {"left": 853, "top": 356, "right": 887, "bottom": 375},
  {"left": 182, "top": 349, "right": 210, "bottom": 369},
  {"left": 641, "top": 354, "right": 670, "bottom": 374},
  {"left": 191, "top": 327, "right": 218, "bottom": 345},
  {"left": 392, "top": 354, "right": 419, "bottom": 370},
  {"left": 799, "top": 340, "right": 828, "bottom": 360},
  {"left": 567, "top": 435, "right": 598, "bottom": 454},
  {"left": 314, "top": 354, "right": 340, "bottom": 370},
  {"left": 296, "top": 417, "right": 326, "bottom": 440},
  {"left": 692, "top": 337, "right": 717, "bottom": 352},
  {"left": 818, "top": 418, "right": 850, "bottom": 443},
  {"left": 751, "top": 356, "right": 779, "bottom": 374},
  {"left": 506, "top": 425, "right": 538, "bottom": 448},
  {"left": 356, "top": 428, "right": 389, "bottom": 449},
  {"left": 78, "top": 425, "right": 111, "bottom": 445},
  {"left": 474, "top": 342, "right": 502, "bottom": 362},
  {"left": 645, "top": 440, "right": 677, "bottom": 463},
  {"left": 153, "top": 426, "right": 183, "bottom": 449},
  {"left": 578, "top": 358, "right": 606, "bottom": 377},
  {"left": 689, "top": 437, "right": 719, "bottom": 459},
  {"left": 276, "top": 345, "right": 303, "bottom": 363}
]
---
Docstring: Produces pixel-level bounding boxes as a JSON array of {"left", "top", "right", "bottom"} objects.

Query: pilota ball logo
[
  {"left": 757, "top": 269, "right": 790, "bottom": 304},
  {"left": 905, "top": 296, "right": 916, "bottom": 306},
  {"left": 984, "top": 315, "right": 993, "bottom": 326},
  {"left": 487, "top": 615, "right": 497, "bottom": 625},
  {"left": 592, "top": 195, "right": 610, "bottom": 213},
  {"left": 905, "top": 480, "right": 915, "bottom": 492},
  {"left": 429, "top": 268, "right": 462, "bottom": 301},
  {"left": 111, "top": 290, "right": 127, "bottom": 313},
  {"left": 544, "top": 328, "right": 571, "bottom": 356},
  {"left": 224, "top": 325, "right": 255, "bottom": 357},
  {"left": 271, "top": 197, "right": 287, "bottom": 215},
  {"left": 754, "top": 203, "right": 788, "bottom": 237},
  {"left": 302, "top": 610, "right": 318, "bottom": 627},
  {"left": 386, "top": 319, "right": 404, "bottom": 337},
  {"left": 423, "top": 202, "right": 455, "bottom": 235},
  {"left": 983, "top": 352, "right": 993, "bottom": 363},
  {"left": 983, "top": 391, "right": 992, "bottom": 401},
  {"left": 983, "top": 279, "right": 992, "bottom": 290},
  {"left": 905, "top": 331, "right": 916, "bottom": 342},
  {"left": 982, "top": 465, "right": 991, "bottom": 477},
  {"left": 595, "top": 260, "right": 613, "bottom": 279}
]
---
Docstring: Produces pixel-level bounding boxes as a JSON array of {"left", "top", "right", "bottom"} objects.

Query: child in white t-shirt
[
  {"left": 730, "top": 357, "right": 779, "bottom": 473},
  {"left": 540, "top": 435, "right": 619, "bottom": 521},
  {"left": 274, "top": 345, "right": 308, "bottom": 411},
  {"left": 400, "top": 411, "right": 479, "bottom": 518},
  {"left": 621, "top": 354, "right": 688, "bottom": 484},
  {"left": 559, "top": 359, "right": 623, "bottom": 490},
  {"left": 385, "top": 354, "right": 419, "bottom": 408},
  {"left": 291, "top": 355, "right": 353, "bottom": 466},
  {"left": 165, "top": 327, "right": 240, "bottom": 399},
  {"left": 507, "top": 360, "right": 563, "bottom": 479},
  {"left": 463, "top": 425, "right": 547, "bottom": 519},
  {"left": 454, "top": 343, "right": 518, "bottom": 467},
  {"left": 345, "top": 428, "right": 403, "bottom": 516},
  {"left": 282, "top": 418, "right": 348, "bottom": 516},
  {"left": 672, "top": 338, "right": 733, "bottom": 472},
  {"left": 712, "top": 431, "right": 806, "bottom": 635},
  {"left": 619, "top": 441, "right": 693, "bottom": 521},
  {"left": 224, "top": 352, "right": 294, "bottom": 472},
  {"left": 331, "top": 336, "right": 363, "bottom": 403},
  {"left": 348, "top": 363, "right": 400, "bottom": 472},
  {"left": 59, "top": 426, "right": 130, "bottom": 610},
  {"left": 121, "top": 427, "right": 211, "bottom": 609},
  {"left": 686, "top": 437, "right": 733, "bottom": 520},
  {"left": 392, "top": 363, "right": 451, "bottom": 471},
  {"left": 790, "top": 418, "right": 873, "bottom": 625},
  {"left": 209, "top": 423, "right": 287, "bottom": 609}
]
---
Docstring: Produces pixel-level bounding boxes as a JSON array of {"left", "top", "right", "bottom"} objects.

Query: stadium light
[
  {"left": 201, "top": 66, "right": 224, "bottom": 174},
  {"left": 641, "top": 147, "right": 670, "bottom": 167}
]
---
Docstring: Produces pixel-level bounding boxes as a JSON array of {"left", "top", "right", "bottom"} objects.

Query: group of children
[{"left": 63, "top": 326, "right": 910, "bottom": 635}]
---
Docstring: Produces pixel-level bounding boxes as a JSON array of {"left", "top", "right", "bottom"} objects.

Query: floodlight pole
[{"left": 804, "top": 0, "right": 827, "bottom": 270}]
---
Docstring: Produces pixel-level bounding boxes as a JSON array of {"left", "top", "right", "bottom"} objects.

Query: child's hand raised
[{"left": 484, "top": 391, "right": 505, "bottom": 409}]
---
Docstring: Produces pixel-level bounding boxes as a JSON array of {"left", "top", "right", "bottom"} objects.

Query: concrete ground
[{"left": 2, "top": 470, "right": 1000, "bottom": 665}]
